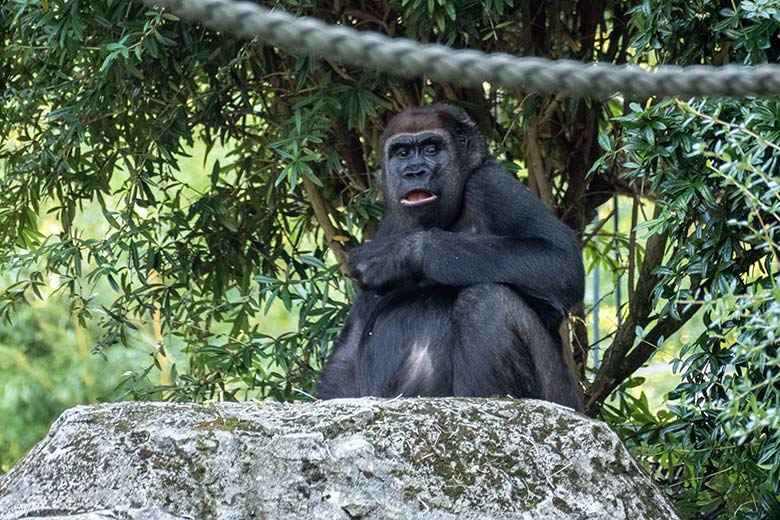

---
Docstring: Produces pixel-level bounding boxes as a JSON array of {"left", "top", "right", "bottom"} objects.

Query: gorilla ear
[{"left": 448, "top": 107, "right": 487, "bottom": 168}]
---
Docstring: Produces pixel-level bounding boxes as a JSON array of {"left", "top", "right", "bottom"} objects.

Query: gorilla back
[{"left": 317, "top": 104, "right": 584, "bottom": 410}]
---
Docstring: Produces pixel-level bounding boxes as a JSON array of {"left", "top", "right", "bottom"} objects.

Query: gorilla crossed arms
[{"left": 318, "top": 104, "right": 584, "bottom": 410}]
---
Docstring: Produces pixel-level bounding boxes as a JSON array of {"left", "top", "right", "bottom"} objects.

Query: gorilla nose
[{"left": 403, "top": 169, "right": 428, "bottom": 179}]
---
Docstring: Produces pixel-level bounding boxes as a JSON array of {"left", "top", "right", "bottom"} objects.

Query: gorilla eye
[
  {"left": 395, "top": 146, "right": 411, "bottom": 159},
  {"left": 424, "top": 144, "right": 440, "bottom": 156}
]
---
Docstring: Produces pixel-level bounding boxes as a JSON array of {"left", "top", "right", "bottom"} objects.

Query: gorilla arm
[
  {"left": 316, "top": 291, "right": 379, "bottom": 398},
  {"left": 348, "top": 161, "right": 584, "bottom": 319}
]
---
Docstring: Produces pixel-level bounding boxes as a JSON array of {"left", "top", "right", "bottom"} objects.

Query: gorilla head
[{"left": 378, "top": 104, "right": 488, "bottom": 229}]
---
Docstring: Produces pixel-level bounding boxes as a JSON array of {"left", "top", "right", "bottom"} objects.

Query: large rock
[{"left": 0, "top": 398, "right": 678, "bottom": 519}]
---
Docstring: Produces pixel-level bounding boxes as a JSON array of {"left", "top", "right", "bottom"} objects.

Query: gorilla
[{"left": 318, "top": 104, "right": 584, "bottom": 410}]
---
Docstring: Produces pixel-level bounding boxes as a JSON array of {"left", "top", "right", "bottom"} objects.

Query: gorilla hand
[{"left": 348, "top": 232, "right": 426, "bottom": 293}]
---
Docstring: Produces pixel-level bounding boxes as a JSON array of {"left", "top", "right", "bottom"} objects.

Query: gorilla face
[
  {"left": 377, "top": 104, "right": 489, "bottom": 230},
  {"left": 381, "top": 129, "right": 466, "bottom": 229}
]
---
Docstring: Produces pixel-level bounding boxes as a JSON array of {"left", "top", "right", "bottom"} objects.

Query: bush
[{"left": 1, "top": 0, "right": 779, "bottom": 515}]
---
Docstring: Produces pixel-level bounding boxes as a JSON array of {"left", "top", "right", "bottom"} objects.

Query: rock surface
[{"left": 0, "top": 398, "right": 678, "bottom": 520}]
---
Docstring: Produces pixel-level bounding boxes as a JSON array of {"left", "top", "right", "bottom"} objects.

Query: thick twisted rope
[{"left": 143, "top": 0, "right": 780, "bottom": 98}]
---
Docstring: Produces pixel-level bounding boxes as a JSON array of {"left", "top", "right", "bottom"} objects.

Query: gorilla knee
[{"left": 454, "top": 283, "right": 540, "bottom": 329}]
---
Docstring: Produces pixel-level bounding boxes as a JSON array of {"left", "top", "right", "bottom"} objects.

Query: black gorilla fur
[{"left": 318, "top": 104, "right": 584, "bottom": 409}]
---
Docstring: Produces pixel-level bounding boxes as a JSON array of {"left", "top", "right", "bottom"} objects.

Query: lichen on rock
[{"left": 0, "top": 398, "right": 679, "bottom": 520}]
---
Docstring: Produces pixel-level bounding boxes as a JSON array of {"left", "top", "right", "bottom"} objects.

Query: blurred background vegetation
[{"left": 1, "top": 0, "right": 779, "bottom": 517}]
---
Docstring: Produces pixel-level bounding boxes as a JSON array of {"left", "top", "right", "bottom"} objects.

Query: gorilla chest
[{"left": 357, "top": 289, "right": 460, "bottom": 397}]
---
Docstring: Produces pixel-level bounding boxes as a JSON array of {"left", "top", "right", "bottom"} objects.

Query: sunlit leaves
[{"left": 610, "top": 3, "right": 780, "bottom": 516}]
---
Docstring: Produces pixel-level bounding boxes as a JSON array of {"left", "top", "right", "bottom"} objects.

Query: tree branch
[
  {"left": 627, "top": 194, "right": 639, "bottom": 302},
  {"left": 333, "top": 121, "right": 369, "bottom": 191},
  {"left": 585, "top": 220, "right": 669, "bottom": 415},
  {"left": 569, "top": 302, "right": 589, "bottom": 380},
  {"left": 524, "top": 117, "right": 554, "bottom": 208},
  {"left": 303, "top": 177, "right": 349, "bottom": 274},
  {"left": 617, "top": 301, "right": 700, "bottom": 383}
]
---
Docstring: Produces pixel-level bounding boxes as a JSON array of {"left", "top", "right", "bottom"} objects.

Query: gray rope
[{"left": 143, "top": 0, "right": 780, "bottom": 98}]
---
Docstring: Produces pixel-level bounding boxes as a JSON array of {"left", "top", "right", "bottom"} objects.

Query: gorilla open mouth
[{"left": 401, "top": 189, "right": 438, "bottom": 206}]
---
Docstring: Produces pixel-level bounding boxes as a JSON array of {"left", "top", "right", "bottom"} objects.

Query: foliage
[
  {"left": 1, "top": 0, "right": 780, "bottom": 516},
  {"left": 0, "top": 295, "right": 152, "bottom": 473},
  {"left": 599, "top": 2, "right": 780, "bottom": 516},
  {"left": 604, "top": 95, "right": 780, "bottom": 518},
  {"left": 2, "top": 0, "right": 620, "bottom": 405}
]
